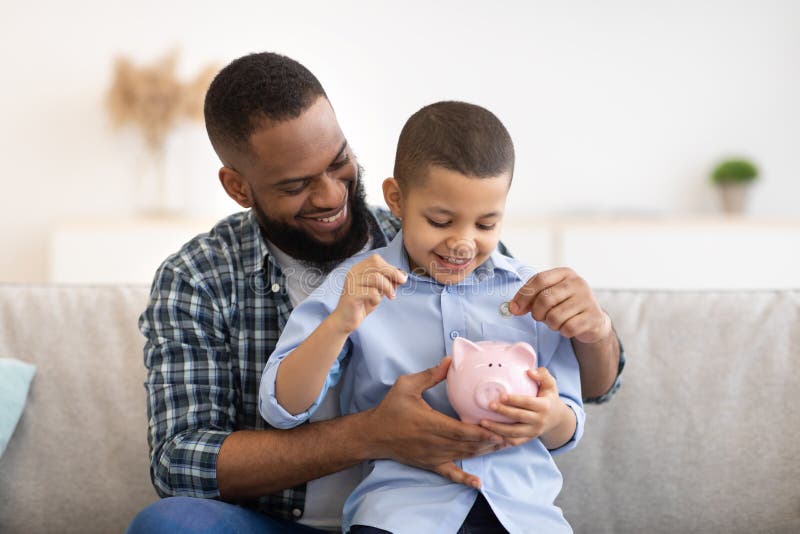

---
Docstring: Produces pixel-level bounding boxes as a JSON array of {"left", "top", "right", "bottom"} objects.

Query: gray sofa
[{"left": 0, "top": 284, "right": 798, "bottom": 533}]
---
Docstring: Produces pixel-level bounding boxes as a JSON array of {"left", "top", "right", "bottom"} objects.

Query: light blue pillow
[{"left": 0, "top": 358, "right": 36, "bottom": 458}]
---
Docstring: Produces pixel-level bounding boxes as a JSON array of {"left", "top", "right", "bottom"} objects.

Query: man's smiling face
[{"left": 223, "top": 96, "right": 372, "bottom": 267}]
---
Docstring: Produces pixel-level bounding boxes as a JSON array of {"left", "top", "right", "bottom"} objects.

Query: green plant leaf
[{"left": 711, "top": 159, "right": 759, "bottom": 184}]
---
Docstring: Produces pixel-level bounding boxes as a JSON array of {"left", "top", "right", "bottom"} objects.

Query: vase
[
  {"left": 717, "top": 183, "right": 750, "bottom": 215},
  {"left": 135, "top": 144, "right": 172, "bottom": 216}
]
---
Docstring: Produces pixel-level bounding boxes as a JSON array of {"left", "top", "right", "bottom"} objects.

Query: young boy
[{"left": 259, "top": 101, "right": 584, "bottom": 533}]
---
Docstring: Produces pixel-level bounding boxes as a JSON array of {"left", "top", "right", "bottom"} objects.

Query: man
[{"left": 128, "top": 52, "right": 624, "bottom": 533}]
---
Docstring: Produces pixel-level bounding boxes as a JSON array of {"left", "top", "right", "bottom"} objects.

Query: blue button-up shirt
[{"left": 261, "top": 231, "right": 586, "bottom": 533}]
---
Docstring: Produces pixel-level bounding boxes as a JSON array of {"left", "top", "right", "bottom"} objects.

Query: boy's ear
[
  {"left": 382, "top": 177, "right": 403, "bottom": 218},
  {"left": 219, "top": 167, "right": 253, "bottom": 208}
]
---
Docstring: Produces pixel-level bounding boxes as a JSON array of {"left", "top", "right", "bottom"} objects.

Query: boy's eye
[
  {"left": 477, "top": 223, "right": 497, "bottom": 231},
  {"left": 426, "top": 218, "right": 450, "bottom": 228}
]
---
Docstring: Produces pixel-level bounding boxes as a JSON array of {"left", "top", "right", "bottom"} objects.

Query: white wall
[{"left": 1, "top": 0, "right": 799, "bottom": 282}]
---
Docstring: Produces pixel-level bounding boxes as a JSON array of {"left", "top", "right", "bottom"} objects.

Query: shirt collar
[
  {"left": 383, "top": 229, "right": 412, "bottom": 272},
  {"left": 243, "top": 210, "right": 272, "bottom": 274},
  {"left": 488, "top": 246, "right": 525, "bottom": 282}
]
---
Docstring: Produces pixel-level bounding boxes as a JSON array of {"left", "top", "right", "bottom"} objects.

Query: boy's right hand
[{"left": 329, "top": 255, "right": 408, "bottom": 334}]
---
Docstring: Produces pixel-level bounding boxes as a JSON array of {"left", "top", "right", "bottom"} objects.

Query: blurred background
[{"left": 1, "top": 0, "right": 798, "bottom": 288}]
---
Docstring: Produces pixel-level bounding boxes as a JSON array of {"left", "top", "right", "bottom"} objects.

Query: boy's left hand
[
  {"left": 509, "top": 267, "right": 612, "bottom": 344},
  {"left": 479, "top": 367, "right": 566, "bottom": 447}
]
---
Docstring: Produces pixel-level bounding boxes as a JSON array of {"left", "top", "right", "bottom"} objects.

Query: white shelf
[
  {"left": 50, "top": 215, "right": 800, "bottom": 288},
  {"left": 502, "top": 215, "right": 800, "bottom": 289},
  {"left": 49, "top": 216, "right": 218, "bottom": 285}
]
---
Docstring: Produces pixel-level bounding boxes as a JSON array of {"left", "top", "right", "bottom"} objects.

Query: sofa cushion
[
  {"left": 556, "top": 290, "right": 800, "bottom": 533},
  {"left": 0, "top": 285, "right": 157, "bottom": 534}
]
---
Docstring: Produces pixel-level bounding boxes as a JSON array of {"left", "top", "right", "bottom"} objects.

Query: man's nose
[{"left": 310, "top": 174, "right": 346, "bottom": 208}]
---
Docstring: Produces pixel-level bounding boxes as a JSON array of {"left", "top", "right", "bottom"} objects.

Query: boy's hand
[
  {"left": 479, "top": 368, "right": 572, "bottom": 449},
  {"left": 329, "top": 255, "right": 407, "bottom": 334},
  {"left": 509, "top": 267, "right": 612, "bottom": 344}
]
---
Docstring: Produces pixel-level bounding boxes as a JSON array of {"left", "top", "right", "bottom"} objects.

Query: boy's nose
[{"left": 446, "top": 236, "right": 476, "bottom": 258}]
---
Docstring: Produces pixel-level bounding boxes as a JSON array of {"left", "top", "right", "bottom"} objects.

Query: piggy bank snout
[{"left": 474, "top": 380, "right": 510, "bottom": 410}]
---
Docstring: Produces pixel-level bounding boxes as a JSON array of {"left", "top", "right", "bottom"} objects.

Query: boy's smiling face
[{"left": 383, "top": 165, "right": 511, "bottom": 285}]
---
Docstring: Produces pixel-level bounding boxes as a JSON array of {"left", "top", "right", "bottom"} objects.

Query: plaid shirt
[{"left": 139, "top": 207, "right": 624, "bottom": 521}]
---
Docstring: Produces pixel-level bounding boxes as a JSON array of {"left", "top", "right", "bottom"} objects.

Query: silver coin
[{"left": 499, "top": 301, "right": 512, "bottom": 317}]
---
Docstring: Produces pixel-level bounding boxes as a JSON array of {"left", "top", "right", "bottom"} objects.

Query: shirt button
[
  {"left": 291, "top": 508, "right": 303, "bottom": 518},
  {"left": 271, "top": 283, "right": 281, "bottom": 293},
  {"left": 450, "top": 330, "right": 459, "bottom": 340}
]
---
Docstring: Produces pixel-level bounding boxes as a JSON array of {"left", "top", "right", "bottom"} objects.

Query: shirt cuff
[
  {"left": 152, "top": 428, "right": 230, "bottom": 498},
  {"left": 584, "top": 335, "right": 626, "bottom": 404},
  {"left": 547, "top": 396, "right": 585, "bottom": 456},
  {"left": 258, "top": 359, "right": 323, "bottom": 429}
]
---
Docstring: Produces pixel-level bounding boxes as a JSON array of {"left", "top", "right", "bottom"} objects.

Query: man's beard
[{"left": 252, "top": 167, "right": 372, "bottom": 273}]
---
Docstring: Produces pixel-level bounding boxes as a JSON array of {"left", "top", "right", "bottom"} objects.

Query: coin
[{"left": 499, "top": 301, "right": 512, "bottom": 317}]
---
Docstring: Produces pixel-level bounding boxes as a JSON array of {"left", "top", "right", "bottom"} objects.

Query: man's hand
[
  {"left": 510, "top": 267, "right": 612, "bottom": 344},
  {"left": 509, "top": 267, "right": 621, "bottom": 399},
  {"left": 329, "top": 255, "right": 407, "bottom": 334},
  {"left": 479, "top": 367, "right": 576, "bottom": 450},
  {"left": 365, "top": 357, "right": 503, "bottom": 489}
]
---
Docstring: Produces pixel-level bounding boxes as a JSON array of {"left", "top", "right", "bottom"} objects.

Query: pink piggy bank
[{"left": 446, "top": 337, "right": 539, "bottom": 424}]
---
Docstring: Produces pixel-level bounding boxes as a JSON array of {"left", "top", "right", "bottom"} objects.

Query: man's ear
[
  {"left": 219, "top": 166, "right": 252, "bottom": 208},
  {"left": 382, "top": 177, "right": 403, "bottom": 218}
]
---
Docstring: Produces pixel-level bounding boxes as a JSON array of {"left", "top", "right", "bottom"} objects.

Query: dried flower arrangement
[
  {"left": 106, "top": 51, "right": 218, "bottom": 213},
  {"left": 106, "top": 51, "right": 217, "bottom": 152}
]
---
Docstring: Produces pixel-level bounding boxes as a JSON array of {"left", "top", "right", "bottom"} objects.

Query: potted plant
[{"left": 710, "top": 158, "right": 759, "bottom": 214}]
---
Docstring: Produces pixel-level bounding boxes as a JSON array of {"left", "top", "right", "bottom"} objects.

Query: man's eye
[
  {"left": 427, "top": 218, "right": 450, "bottom": 228},
  {"left": 477, "top": 223, "right": 497, "bottom": 231},
  {"left": 329, "top": 154, "right": 350, "bottom": 171},
  {"left": 283, "top": 181, "right": 309, "bottom": 194}
]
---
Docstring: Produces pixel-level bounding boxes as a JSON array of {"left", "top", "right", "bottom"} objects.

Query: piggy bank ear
[
  {"left": 507, "top": 342, "right": 537, "bottom": 368},
  {"left": 452, "top": 337, "right": 481, "bottom": 370}
]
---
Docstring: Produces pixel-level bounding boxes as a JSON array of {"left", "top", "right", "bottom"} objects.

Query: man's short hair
[
  {"left": 204, "top": 52, "right": 327, "bottom": 160},
  {"left": 393, "top": 101, "right": 515, "bottom": 189}
]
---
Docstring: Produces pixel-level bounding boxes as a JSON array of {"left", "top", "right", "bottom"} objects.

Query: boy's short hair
[
  {"left": 393, "top": 101, "right": 515, "bottom": 189},
  {"left": 204, "top": 52, "right": 327, "bottom": 160}
]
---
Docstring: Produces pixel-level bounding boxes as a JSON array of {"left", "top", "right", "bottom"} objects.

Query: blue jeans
[{"left": 126, "top": 497, "right": 328, "bottom": 534}]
